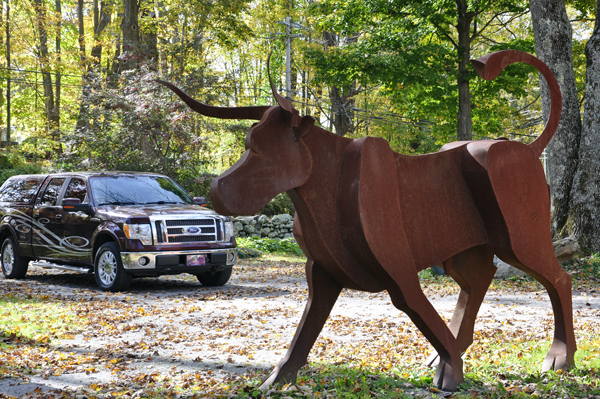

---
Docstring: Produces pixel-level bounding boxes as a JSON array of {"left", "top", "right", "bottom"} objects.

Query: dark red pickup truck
[{"left": 0, "top": 172, "right": 237, "bottom": 291}]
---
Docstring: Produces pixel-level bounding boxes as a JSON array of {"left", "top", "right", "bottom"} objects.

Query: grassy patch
[
  {"left": 0, "top": 294, "right": 88, "bottom": 378},
  {"left": 223, "top": 359, "right": 600, "bottom": 398},
  {"left": 566, "top": 253, "right": 600, "bottom": 284},
  {"left": 0, "top": 294, "right": 83, "bottom": 346}
]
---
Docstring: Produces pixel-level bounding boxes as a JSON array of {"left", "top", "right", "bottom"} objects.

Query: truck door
[
  {"left": 32, "top": 178, "right": 67, "bottom": 260},
  {"left": 58, "top": 178, "right": 96, "bottom": 264}
]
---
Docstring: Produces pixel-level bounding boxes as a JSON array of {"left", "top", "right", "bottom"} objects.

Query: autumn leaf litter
[{"left": 0, "top": 257, "right": 599, "bottom": 398}]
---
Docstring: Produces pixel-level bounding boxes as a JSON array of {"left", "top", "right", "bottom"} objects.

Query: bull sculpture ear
[
  {"left": 266, "top": 52, "right": 295, "bottom": 119},
  {"left": 292, "top": 115, "right": 315, "bottom": 141}
]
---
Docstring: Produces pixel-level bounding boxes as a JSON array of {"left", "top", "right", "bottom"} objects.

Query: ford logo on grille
[{"left": 185, "top": 227, "right": 200, "bottom": 234}]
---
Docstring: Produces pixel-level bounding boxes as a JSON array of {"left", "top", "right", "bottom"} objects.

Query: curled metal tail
[{"left": 471, "top": 50, "right": 561, "bottom": 157}]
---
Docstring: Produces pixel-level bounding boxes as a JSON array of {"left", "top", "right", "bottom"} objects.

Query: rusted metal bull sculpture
[{"left": 156, "top": 50, "right": 576, "bottom": 391}]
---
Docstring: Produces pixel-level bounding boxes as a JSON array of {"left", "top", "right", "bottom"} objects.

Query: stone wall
[{"left": 232, "top": 214, "right": 295, "bottom": 239}]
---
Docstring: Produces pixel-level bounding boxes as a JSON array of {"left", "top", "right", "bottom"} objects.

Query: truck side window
[
  {"left": 40, "top": 178, "right": 66, "bottom": 206},
  {"left": 64, "top": 178, "right": 88, "bottom": 204},
  {"left": 0, "top": 178, "right": 43, "bottom": 203}
]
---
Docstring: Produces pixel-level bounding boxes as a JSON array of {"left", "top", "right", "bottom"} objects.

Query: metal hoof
[
  {"left": 433, "top": 360, "right": 463, "bottom": 392},
  {"left": 542, "top": 341, "right": 572, "bottom": 372}
]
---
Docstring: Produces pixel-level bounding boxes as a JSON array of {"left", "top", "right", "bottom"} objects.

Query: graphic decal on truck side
[{"left": 9, "top": 210, "right": 92, "bottom": 258}]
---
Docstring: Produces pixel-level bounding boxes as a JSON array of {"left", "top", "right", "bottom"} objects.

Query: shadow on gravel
[{"left": 5, "top": 272, "right": 296, "bottom": 300}]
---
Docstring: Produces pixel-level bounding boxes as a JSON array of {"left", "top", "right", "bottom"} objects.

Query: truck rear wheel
[
  {"left": 94, "top": 242, "right": 132, "bottom": 291},
  {"left": 1, "top": 236, "right": 29, "bottom": 279},
  {"left": 196, "top": 267, "right": 232, "bottom": 286}
]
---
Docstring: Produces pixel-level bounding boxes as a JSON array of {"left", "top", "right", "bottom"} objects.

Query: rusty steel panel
[{"left": 156, "top": 50, "right": 576, "bottom": 392}]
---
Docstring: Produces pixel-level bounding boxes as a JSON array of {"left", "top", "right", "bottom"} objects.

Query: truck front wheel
[
  {"left": 94, "top": 242, "right": 132, "bottom": 291},
  {"left": 196, "top": 267, "right": 232, "bottom": 286},
  {"left": 1, "top": 236, "right": 29, "bottom": 279}
]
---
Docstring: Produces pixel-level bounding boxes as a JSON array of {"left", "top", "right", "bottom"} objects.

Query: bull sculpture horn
[{"left": 155, "top": 80, "right": 271, "bottom": 120}]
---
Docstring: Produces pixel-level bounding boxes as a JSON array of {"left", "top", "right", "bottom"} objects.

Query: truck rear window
[
  {"left": 0, "top": 177, "right": 44, "bottom": 203},
  {"left": 90, "top": 175, "right": 193, "bottom": 206}
]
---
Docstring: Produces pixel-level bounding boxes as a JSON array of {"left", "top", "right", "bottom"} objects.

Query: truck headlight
[
  {"left": 224, "top": 220, "right": 234, "bottom": 242},
  {"left": 123, "top": 224, "right": 153, "bottom": 245}
]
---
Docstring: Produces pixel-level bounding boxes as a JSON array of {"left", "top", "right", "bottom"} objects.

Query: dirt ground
[{"left": 0, "top": 257, "right": 599, "bottom": 398}]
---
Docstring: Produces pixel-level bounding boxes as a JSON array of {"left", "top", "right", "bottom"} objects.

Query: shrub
[
  {"left": 237, "top": 247, "right": 263, "bottom": 259},
  {"left": 0, "top": 151, "right": 43, "bottom": 186},
  {"left": 237, "top": 237, "right": 303, "bottom": 255}
]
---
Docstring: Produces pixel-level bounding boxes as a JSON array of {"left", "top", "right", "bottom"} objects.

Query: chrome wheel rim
[
  {"left": 98, "top": 250, "right": 117, "bottom": 286},
  {"left": 2, "top": 243, "right": 14, "bottom": 275}
]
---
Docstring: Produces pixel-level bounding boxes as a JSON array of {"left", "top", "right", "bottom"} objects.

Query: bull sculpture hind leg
[
  {"left": 482, "top": 140, "right": 576, "bottom": 370},
  {"left": 156, "top": 49, "right": 576, "bottom": 392},
  {"left": 425, "top": 245, "right": 497, "bottom": 367}
]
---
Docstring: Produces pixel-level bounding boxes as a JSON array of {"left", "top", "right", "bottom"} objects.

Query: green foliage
[
  {"left": 0, "top": 151, "right": 43, "bottom": 187},
  {"left": 306, "top": 0, "right": 535, "bottom": 147},
  {"left": 0, "top": 150, "right": 26, "bottom": 169},
  {"left": 237, "top": 237, "right": 303, "bottom": 255},
  {"left": 55, "top": 64, "right": 254, "bottom": 201},
  {"left": 177, "top": 173, "right": 217, "bottom": 209},
  {"left": 259, "top": 193, "right": 296, "bottom": 217},
  {"left": 568, "top": 0, "right": 598, "bottom": 19}
]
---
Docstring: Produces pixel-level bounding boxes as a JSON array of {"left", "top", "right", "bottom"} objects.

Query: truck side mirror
[
  {"left": 193, "top": 197, "right": 207, "bottom": 206},
  {"left": 63, "top": 198, "right": 91, "bottom": 213}
]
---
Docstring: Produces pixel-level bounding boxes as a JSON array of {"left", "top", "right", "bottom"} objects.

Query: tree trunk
[
  {"left": 74, "top": 0, "right": 88, "bottom": 144},
  {"left": 566, "top": 0, "right": 600, "bottom": 252},
  {"left": 78, "top": 0, "right": 86, "bottom": 67},
  {"left": 324, "top": 31, "right": 356, "bottom": 136},
  {"left": 32, "top": 0, "right": 60, "bottom": 147},
  {"left": 90, "top": 0, "right": 112, "bottom": 67},
  {"left": 456, "top": 0, "right": 473, "bottom": 141},
  {"left": 118, "top": 0, "right": 141, "bottom": 72},
  {"left": 530, "top": 0, "right": 581, "bottom": 236},
  {"left": 75, "top": 0, "right": 113, "bottom": 145},
  {"left": 5, "top": 0, "right": 10, "bottom": 148},
  {"left": 55, "top": 0, "right": 61, "bottom": 130},
  {"left": 141, "top": 7, "right": 158, "bottom": 63},
  {"left": 111, "top": 32, "right": 122, "bottom": 75}
]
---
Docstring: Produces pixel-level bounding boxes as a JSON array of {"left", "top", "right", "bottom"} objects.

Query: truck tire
[
  {"left": 1, "top": 236, "right": 29, "bottom": 279},
  {"left": 94, "top": 242, "right": 132, "bottom": 292},
  {"left": 196, "top": 266, "right": 233, "bottom": 286}
]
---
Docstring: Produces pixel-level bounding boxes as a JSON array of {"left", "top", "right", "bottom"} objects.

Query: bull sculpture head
[{"left": 156, "top": 63, "right": 315, "bottom": 216}]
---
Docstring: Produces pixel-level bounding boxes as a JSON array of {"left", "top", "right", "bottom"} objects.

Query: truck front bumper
[{"left": 121, "top": 248, "right": 237, "bottom": 272}]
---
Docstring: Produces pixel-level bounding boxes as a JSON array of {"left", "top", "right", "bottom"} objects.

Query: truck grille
[
  {"left": 154, "top": 217, "right": 221, "bottom": 244},
  {"left": 166, "top": 219, "right": 214, "bottom": 227}
]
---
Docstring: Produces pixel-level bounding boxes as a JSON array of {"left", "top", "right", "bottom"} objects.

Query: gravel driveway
[{"left": 1, "top": 257, "right": 599, "bottom": 398}]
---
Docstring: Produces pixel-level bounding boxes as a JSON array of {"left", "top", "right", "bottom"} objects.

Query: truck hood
[{"left": 94, "top": 204, "right": 223, "bottom": 221}]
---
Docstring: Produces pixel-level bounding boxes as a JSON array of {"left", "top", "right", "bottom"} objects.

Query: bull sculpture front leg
[
  {"left": 338, "top": 137, "right": 465, "bottom": 390},
  {"left": 260, "top": 260, "right": 342, "bottom": 390}
]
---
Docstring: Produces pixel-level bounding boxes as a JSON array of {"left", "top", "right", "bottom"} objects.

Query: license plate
[{"left": 187, "top": 255, "right": 206, "bottom": 266}]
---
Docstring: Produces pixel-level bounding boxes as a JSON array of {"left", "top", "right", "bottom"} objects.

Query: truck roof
[{"left": 9, "top": 171, "right": 169, "bottom": 179}]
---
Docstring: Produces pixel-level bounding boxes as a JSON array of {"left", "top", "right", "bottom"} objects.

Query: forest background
[{"left": 1, "top": 0, "right": 600, "bottom": 253}]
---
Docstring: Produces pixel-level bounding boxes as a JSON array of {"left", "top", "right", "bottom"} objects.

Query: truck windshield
[{"left": 90, "top": 175, "right": 194, "bottom": 206}]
